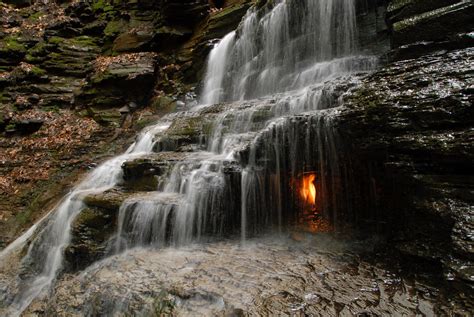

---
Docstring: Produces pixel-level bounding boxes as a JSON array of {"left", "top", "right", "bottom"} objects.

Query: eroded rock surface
[{"left": 28, "top": 237, "right": 473, "bottom": 316}]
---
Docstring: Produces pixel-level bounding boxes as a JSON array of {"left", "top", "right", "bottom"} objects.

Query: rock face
[
  {"left": 338, "top": 47, "right": 473, "bottom": 283},
  {"left": 386, "top": 0, "right": 474, "bottom": 60},
  {"left": 76, "top": 52, "right": 158, "bottom": 124},
  {"left": 388, "top": 0, "right": 474, "bottom": 47}
]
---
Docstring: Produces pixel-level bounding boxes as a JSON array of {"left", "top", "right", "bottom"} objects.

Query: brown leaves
[{"left": 0, "top": 109, "right": 101, "bottom": 195}]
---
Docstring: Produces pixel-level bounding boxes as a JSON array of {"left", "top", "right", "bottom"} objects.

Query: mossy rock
[
  {"left": 83, "top": 188, "right": 134, "bottom": 211},
  {"left": 65, "top": 206, "right": 117, "bottom": 271},
  {"left": 112, "top": 30, "right": 154, "bottom": 52},
  {"left": 86, "top": 107, "right": 123, "bottom": 126},
  {"left": 104, "top": 19, "right": 129, "bottom": 38},
  {"left": 25, "top": 41, "right": 51, "bottom": 63},
  {"left": 121, "top": 153, "right": 186, "bottom": 191},
  {"left": 0, "top": 35, "right": 27, "bottom": 56},
  {"left": 73, "top": 207, "right": 115, "bottom": 231},
  {"left": 5, "top": 36, "right": 27, "bottom": 53},
  {"left": 41, "top": 36, "right": 100, "bottom": 76},
  {"left": 91, "top": 0, "right": 115, "bottom": 13}
]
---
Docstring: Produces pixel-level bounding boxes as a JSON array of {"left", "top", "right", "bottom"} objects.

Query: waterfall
[
  {"left": 0, "top": 0, "right": 377, "bottom": 314},
  {"left": 112, "top": 0, "right": 375, "bottom": 247},
  {"left": 201, "top": 0, "right": 358, "bottom": 104}
]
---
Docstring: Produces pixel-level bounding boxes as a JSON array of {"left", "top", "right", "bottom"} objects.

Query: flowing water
[{"left": 1, "top": 0, "right": 381, "bottom": 315}]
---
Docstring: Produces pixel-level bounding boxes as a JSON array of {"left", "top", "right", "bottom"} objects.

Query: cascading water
[
  {"left": 0, "top": 0, "right": 377, "bottom": 314},
  {"left": 201, "top": 0, "right": 358, "bottom": 104},
  {"left": 115, "top": 0, "right": 376, "bottom": 248}
]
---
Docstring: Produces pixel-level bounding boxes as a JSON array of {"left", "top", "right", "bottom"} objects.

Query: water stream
[{"left": 1, "top": 0, "right": 379, "bottom": 314}]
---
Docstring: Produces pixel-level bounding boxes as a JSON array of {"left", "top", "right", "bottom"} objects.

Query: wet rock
[
  {"left": 153, "top": 113, "right": 215, "bottom": 151},
  {"left": 122, "top": 152, "right": 186, "bottom": 191},
  {"left": 337, "top": 48, "right": 474, "bottom": 283},
  {"left": 388, "top": 32, "right": 474, "bottom": 61},
  {"left": 64, "top": 207, "right": 117, "bottom": 271},
  {"left": 356, "top": 0, "right": 390, "bottom": 56},
  {"left": 83, "top": 188, "right": 137, "bottom": 211},
  {"left": 31, "top": 238, "right": 474, "bottom": 316},
  {"left": 387, "top": 0, "right": 459, "bottom": 23},
  {"left": 390, "top": 2, "right": 474, "bottom": 47},
  {"left": 177, "top": 0, "right": 253, "bottom": 83}
]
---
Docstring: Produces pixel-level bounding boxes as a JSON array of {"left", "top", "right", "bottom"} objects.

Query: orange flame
[{"left": 301, "top": 174, "right": 316, "bottom": 206}]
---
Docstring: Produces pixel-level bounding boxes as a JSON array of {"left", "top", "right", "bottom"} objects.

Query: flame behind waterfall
[
  {"left": 301, "top": 173, "right": 317, "bottom": 207},
  {"left": 297, "top": 172, "right": 331, "bottom": 233}
]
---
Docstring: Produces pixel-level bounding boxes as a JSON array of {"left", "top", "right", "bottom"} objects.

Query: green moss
[
  {"left": 104, "top": 19, "right": 128, "bottom": 37},
  {"left": 27, "top": 41, "right": 48, "bottom": 55},
  {"left": 135, "top": 117, "right": 156, "bottom": 131},
  {"left": 49, "top": 36, "right": 97, "bottom": 48},
  {"left": 30, "top": 65, "right": 46, "bottom": 76},
  {"left": 25, "top": 41, "right": 50, "bottom": 62},
  {"left": 29, "top": 11, "right": 45, "bottom": 21},
  {"left": 15, "top": 209, "right": 32, "bottom": 225},
  {"left": 202, "top": 121, "right": 213, "bottom": 136},
  {"left": 5, "top": 123, "right": 16, "bottom": 131},
  {"left": 92, "top": 0, "right": 114, "bottom": 12},
  {"left": 74, "top": 208, "right": 110, "bottom": 229},
  {"left": 70, "top": 35, "right": 97, "bottom": 47},
  {"left": 48, "top": 36, "right": 65, "bottom": 45},
  {"left": 41, "top": 105, "right": 61, "bottom": 113},
  {"left": 15, "top": 181, "right": 46, "bottom": 224},
  {"left": 3, "top": 36, "right": 26, "bottom": 53}
]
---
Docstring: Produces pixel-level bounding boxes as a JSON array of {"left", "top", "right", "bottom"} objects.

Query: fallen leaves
[{"left": 0, "top": 109, "right": 101, "bottom": 195}]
